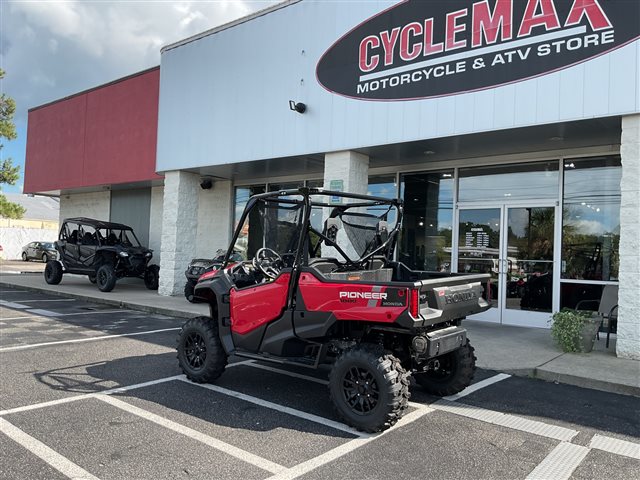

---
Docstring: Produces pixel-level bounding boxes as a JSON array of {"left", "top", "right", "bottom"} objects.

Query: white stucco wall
[
  {"left": 59, "top": 191, "right": 111, "bottom": 222},
  {"left": 196, "top": 179, "right": 232, "bottom": 259},
  {"left": 148, "top": 185, "right": 164, "bottom": 265},
  {"left": 0, "top": 227, "right": 58, "bottom": 260},
  {"left": 617, "top": 114, "right": 640, "bottom": 360}
]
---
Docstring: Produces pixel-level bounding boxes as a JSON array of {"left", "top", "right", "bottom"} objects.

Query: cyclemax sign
[{"left": 316, "top": 0, "right": 640, "bottom": 101}]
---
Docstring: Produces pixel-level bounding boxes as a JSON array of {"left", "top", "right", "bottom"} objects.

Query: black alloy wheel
[
  {"left": 96, "top": 264, "right": 117, "bottom": 292},
  {"left": 329, "top": 344, "right": 410, "bottom": 433},
  {"left": 342, "top": 366, "right": 380, "bottom": 414},
  {"left": 184, "top": 332, "right": 207, "bottom": 369},
  {"left": 176, "top": 316, "right": 227, "bottom": 383}
]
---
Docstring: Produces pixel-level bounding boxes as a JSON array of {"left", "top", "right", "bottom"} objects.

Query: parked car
[
  {"left": 22, "top": 241, "right": 58, "bottom": 262},
  {"left": 44, "top": 217, "right": 159, "bottom": 292},
  {"left": 184, "top": 249, "right": 243, "bottom": 302}
]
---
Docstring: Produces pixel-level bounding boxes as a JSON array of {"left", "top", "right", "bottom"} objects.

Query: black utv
[
  {"left": 184, "top": 250, "right": 243, "bottom": 302},
  {"left": 44, "top": 217, "right": 159, "bottom": 292}
]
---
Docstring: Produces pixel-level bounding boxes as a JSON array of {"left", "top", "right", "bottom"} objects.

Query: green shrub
[{"left": 549, "top": 309, "right": 593, "bottom": 353}]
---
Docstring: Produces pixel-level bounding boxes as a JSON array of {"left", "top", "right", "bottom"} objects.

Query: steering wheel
[{"left": 253, "top": 247, "right": 283, "bottom": 279}]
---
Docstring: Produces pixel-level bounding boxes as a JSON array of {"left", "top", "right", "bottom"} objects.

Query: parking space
[{"left": 1, "top": 287, "right": 639, "bottom": 480}]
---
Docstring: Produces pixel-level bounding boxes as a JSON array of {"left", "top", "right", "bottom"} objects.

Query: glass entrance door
[{"left": 457, "top": 204, "right": 556, "bottom": 327}]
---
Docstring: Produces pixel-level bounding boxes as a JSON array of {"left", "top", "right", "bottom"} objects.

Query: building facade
[{"left": 25, "top": 0, "right": 640, "bottom": 359}]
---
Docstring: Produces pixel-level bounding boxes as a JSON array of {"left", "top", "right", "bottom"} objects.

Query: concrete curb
[
  {"left": 533, "top": 368, "right": 640, "bottom": 397},
  {"left": 0, "top": 280, "right": 195, "bottom": 319}
]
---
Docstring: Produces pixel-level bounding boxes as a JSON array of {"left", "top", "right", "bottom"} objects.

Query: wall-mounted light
[{"left": 289, "top": 100, "right": 306, "bottom": 114}]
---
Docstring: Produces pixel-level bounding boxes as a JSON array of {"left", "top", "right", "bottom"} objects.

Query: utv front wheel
[
  {"left": 414, "top": 340, "right": 476, "bottom": 396},
  {"left": 329, "top": 345, "right": 410, "bottom": 433},
  {"left": 96, "top": 264, "right": 117, "bottom": 292},
  {"left": 177, "top": 316, "right": 227, "bottom": 383},
  {"left": 184, "top": 281, "right": 196, "bottom": 303},
  {"left": 144, "top": 264, "right": 160, "bottom": 290},
  {"left": 44, "top": 261, "right": 63, "bottom": 285}
]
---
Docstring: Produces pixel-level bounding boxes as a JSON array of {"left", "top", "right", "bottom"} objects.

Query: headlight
[
  {"left": 118, "top": 251, "right": 129, "bottom": 258},
  {"left": 145, "top": 252, "right": 152, "bottom": 257}
]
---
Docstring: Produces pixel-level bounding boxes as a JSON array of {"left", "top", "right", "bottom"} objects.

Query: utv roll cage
[{"left": 223, "top": 187, "right": 403, "bottom": 270}]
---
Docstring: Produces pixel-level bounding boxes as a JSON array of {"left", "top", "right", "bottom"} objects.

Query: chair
[{"left": 576, "top": 284, "right": 618, "bottom": 348}]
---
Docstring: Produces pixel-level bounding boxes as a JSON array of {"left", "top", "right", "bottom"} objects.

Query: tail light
[{"left": 409, "top": 288, "right": 420, "bottom": 318}]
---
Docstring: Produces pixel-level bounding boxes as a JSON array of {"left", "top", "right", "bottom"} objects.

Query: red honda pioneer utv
[{"left": 177, "top": 188, "right": 490, "bottom": 432}]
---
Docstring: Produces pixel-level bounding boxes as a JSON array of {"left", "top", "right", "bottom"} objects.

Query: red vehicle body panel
[
  {"left": 298, "top": 272, "right": 408, "bottom": 323},
  {"left": 230, "top": 273, "right": 291, "bottom": 335}
]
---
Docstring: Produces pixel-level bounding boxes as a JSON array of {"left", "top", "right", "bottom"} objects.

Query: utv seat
[
  {"left": 308, "top": 258, "right": 340, "bottom": 274},
  {"left": 325, "top": 268, "right": 393, "bottom": 282}
]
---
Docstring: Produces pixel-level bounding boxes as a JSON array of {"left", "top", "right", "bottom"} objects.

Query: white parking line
[
  {"left": 180, "top": 376, "right": 369, "bottom": 438},
  {"left": 14, "top": 299, "right": 77, "bottom": 303},
  {"left": 0, "top": 417, "right": 99, "bottom": 480},
  {"left": 96, "top": 394, "right": 286, "bottom": 475},
  {"left": 0, "top": 315, "right": 37, "bottom": 321},
  {"left": 0, "top": 327, "right": 180, "bottom": 352},
  {"left": 266, "top": 406, "right": 435, "bottom": 480},
  {"left": 431, "top": 399, "right": 578, "bottom": 441},
  {"left": 590, "top": 434, "right": 640, "bottom": 460},
  {"left": 0, "top": 300, "right": 30, "bottom": 309},
  {"left": 526, "top": 442, "right": 590, "bottom": 480},
  {"left": 0, "top": 376, "right": 184, "bottom": 417},
  {"left": 0, "top": 290, "right": 28, "bottom": 293},
  {"left": 25, "top": 308, "right": 131, "bottom": 318},
  {"left": 443, "top": 373, "right": 511, "bottom": 401}
]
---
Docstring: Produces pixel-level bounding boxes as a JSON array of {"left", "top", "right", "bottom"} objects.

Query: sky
[{"left": 0, "top": 0, "right": 279, "bottom": 193}]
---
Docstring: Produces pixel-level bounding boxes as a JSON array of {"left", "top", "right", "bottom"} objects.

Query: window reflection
[
  {"left": 459, "top": 162, "right": 558, "bottom": 202},
  {"left": 561, "top": 156, "right": 621, "bottom": 281},
  {"left": 400, "top": 171, "right": 454, "bottom": 271}
]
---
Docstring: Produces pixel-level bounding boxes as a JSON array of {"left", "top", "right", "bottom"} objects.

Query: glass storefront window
[
  {"left": 400, "top": 171, "right": 454, "bottom": 271},
  {"left": 561, "top": 156, "right": 621, "bottom": 281},
  {"left": 234, "top": 185, "right": 266, "bottom": 260},
  {"left": 458, "top": 162, "right": 559, "bottom": 202}
]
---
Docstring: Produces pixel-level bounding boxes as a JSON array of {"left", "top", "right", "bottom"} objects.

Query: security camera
[
  {"left": 200, "top": 179, "right": 213, "bottom": 190},
  {"left": 289, "top": 100, "right": 307, "bottom": 114}
]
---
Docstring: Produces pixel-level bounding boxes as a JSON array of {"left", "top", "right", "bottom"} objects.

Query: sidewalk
[{"left": 2, "top": 271, "right": 639, "bottom": 397}]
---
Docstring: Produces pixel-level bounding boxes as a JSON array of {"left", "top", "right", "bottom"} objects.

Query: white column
[
  {"left": 324, "top": 150, "right": 369, "bottom": 195},
  {"left": 158, "top": 171, "right": 200, "bottom": 296},
  {"left": 196, "top": 179, "right": 233, "bottom": 258},
  {"left": 322, "top": 151, "right": 369, "bottom": 259},
  {"left": 617, "top": 114, "right": 640, "bottom": 360}
]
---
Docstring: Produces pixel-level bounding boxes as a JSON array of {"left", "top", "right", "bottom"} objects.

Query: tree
[{"left": 0, "top": 68, "right": 25, "bottom": 219}]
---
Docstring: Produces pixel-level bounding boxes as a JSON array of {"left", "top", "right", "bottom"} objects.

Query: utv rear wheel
[
  {"left": 96, "top": 264, "right": 117, "bottom": 292},
  {"left": 329, "top": 344, "right": 410, "bottom": 433},
  {"left": 44, "top": 261, "right": 63, "bottom": 285},
  {"left": 177, "top": 316, "right": 227, "bottom": 383},
  {"left": 184, "top": 281, "right": 196, "bottom": 303},
  {"left": 144, "top": 265, "right": 160, "bottom": 290},
  {"left": 414, "top": 340, "right": 476, "bottom": 396}
]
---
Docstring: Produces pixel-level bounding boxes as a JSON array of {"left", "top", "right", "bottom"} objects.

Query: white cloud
[{"left": 1, "top": 0, "right": 278, "bottom": 122}]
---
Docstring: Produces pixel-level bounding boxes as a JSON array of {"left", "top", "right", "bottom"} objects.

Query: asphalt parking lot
[{"left": 1, "top": 286, "right": 639, "bottom": 480}]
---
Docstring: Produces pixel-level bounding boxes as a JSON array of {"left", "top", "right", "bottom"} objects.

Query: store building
[{"left": 25, "top": 0, "right": 639, "bottom": 359}]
